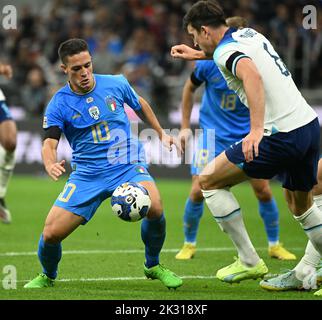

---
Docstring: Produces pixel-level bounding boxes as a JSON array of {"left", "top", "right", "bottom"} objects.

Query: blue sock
[
  {"left": 258, "top": 199, "right": 279, "bottom": 244},
  {"left": 183, "top": 198, "right": 204, "bottom": 243},
  {"left": 37, "top": 234, "right": 62, "bottom": 279},
  {"left": 141, "top": 214, "right": 166, "bottom": 268}
]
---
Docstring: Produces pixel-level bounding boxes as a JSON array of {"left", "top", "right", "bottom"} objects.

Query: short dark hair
[
  {"left": 58, "top": 38, "right": 89, "bottom": 64},
  {"left": 183, "top": 0, "right": 226, "bottom": 32}
]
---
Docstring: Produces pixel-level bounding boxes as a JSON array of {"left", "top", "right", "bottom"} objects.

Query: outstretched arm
[
  {"left": 136, "top": 96, "right": 182, "bottom": 154},
  {"left": 171, "top": 44, "right": 210, "bottom": 60}
]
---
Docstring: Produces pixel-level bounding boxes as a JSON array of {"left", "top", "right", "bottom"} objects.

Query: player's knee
[
  {"left": 147, "top": 201, "right": 163, "bottom": 219},
  {"left": 190, "top": 190, "right": 204, "bottom": 202},
  {"left": 253, "top": 185, "right": 272, "bottom": 202},
  {"left": 190, "top": 185, "right": 203, "bottom": 202},
  {"left": 42, "top": 227, "right": 62, "bottom": 244},
  {"left": 1, "top": 137, "right": 16, "bottom": 153},
  {"left": 199, "top": 174, "right": 217, "bottom": 190}
]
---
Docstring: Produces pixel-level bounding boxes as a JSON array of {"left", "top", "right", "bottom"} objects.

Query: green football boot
[
  {"left": 24, "top": 273, "right": 54, "bottom": 288},
  {"left": 216, "top": 257, "right": 268, "bottom": 283},
  {"left": 144, "top": 264, "right": 183, "bottom": 289}
]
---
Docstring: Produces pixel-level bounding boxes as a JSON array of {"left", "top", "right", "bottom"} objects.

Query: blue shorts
[
  {"left": 191, "top": 129, "right": 240, "bottom": 175},
  {"left": 54, "top": 163, "right": 154, "bottom": 224},
  {"left": 225, "top": 118, "right": 320, "bottom": 191},
  {"left": 0, "top": 101, "right": 13, "bottom": 123}
]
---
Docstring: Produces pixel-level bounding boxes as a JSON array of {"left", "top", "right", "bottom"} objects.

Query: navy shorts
[{"left": 225, "top": 118, "right": 320, "bottom": 191}]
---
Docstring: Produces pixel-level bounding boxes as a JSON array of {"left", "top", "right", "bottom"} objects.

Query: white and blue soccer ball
[{"left": 111, "top": 182, "right": 151, "bottom": 222}]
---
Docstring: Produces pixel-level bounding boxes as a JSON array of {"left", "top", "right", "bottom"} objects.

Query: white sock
[
  {"left": 294, "top": 203, "right": 322, "bottom": 256},
  {"left": 0, "top": 145, "right": 15, "bottom": 198},
  {"left": 294, "top": 241, "right": 320, "bottom": 281},
  {"left": 292, "top": 195, "right": 322, "bottom": 281},
  {"left": 202, "top": 188, "right": 260, "bottom": 267}
]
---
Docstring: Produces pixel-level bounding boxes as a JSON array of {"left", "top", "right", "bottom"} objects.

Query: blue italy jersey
[
  {"left": 43, "top": 74, "right": 146, "bottom": 175},
  {"left": 194, "top": 60, "right": 250, "bottom": 143}
]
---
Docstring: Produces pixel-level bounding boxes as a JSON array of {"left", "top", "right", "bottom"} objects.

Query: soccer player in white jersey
[
  {"left": 171, "top": 0, "right": 322, "bottom": 294},
  {"left": 175, "top": 16, "right": 296, "bottom": 262},
  {"left": 0, "top": 63, "right": 17, "bottom": 224}
]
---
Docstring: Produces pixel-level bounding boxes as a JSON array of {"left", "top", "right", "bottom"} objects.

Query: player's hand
[
  {"left": 46, "top": 160, "right": 66, "bottom": 181},
  {"left": 242, "top": 129, "right": 263, "bottom": 162},
  {"left": 178, "top": 128, "right": 192, "bottom": 152},
  {"left": 0, "top": 64, "right": 13, "bottom": 79},
  {"left": 171, "top": 44, "right": 204, "bottom": 60},
  {"left": 161, "top": 133, "right": 183, "bottom": 156}
]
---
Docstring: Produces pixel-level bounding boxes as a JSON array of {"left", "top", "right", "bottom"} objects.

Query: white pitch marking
[
  {"left": 16, "top": 275, "right": 217, "bottom": 283},
  {"left": 0, "top": 247, "right": 304, "bottom": 257}
]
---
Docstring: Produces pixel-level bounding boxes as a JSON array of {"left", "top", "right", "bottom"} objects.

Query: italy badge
[{"left": 105, "top": 96, "right": 117, "bottom": 112}]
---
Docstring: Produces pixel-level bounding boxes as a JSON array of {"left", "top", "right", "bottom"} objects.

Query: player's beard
[
  {"left": 205, "top": 51, "right": 214, "bottom": 58},
  {"left": 199, "top": 43, "right": 214, "bottom": 58}
]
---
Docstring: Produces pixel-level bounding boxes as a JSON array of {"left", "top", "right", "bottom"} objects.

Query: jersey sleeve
[
  {"left": 192, "top": 61, "right": 207, "bottom": 85},
  {"left": 214, "top": 44, "right": 251, "bottom": 77},
  {"left": 43, "top": 95, "right": 64, "bottom": 131},
  {"left": 0, "top": 89, "right": 6, "bottom": 101},
  {"left": 119, "top": 75, "right": 142, "bottom": 111}
]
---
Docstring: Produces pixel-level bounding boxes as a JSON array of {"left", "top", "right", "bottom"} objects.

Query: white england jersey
[{"left": 213, "top": 27, "right": 317, "bottom": 135}]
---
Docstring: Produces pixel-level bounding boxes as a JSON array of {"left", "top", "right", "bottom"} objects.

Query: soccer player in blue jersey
[
  {"left": 23, "top": 39, "right": 182, "bottom": 289},
  {"left": 171, "top": 0, "right": 322, "bottom": 292},
  {"left": 0, "top": 63, "right": 16, "bottom": 224},
  {"left": 175, "top": 58, "right": 296, "bottom": 261}
]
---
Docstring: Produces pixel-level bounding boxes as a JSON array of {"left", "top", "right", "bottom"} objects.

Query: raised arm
[
  {"left": 171, "top": 44, "right": 210, "bottom": 61},
  {"left": 136, "top": 96, "right": 182, "bottom": 154}
]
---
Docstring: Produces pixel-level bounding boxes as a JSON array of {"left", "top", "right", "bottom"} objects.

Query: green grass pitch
[{"left": 0, "top": 175, "right": 320, "bottom": 300}]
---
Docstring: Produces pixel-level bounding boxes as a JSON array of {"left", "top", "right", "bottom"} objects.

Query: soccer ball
[{"left": 111, "top": 182, "right": 151, "bottom": 222}]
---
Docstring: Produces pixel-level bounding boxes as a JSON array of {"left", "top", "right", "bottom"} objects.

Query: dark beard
[{"left": 205, "top": 51, "right": 214, "bottom": 58}]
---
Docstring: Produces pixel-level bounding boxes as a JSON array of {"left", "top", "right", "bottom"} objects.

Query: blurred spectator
[
  {"left": 21, "top": 67, "right": 48, "bottom": 117},
  {"left": 92, "top": 33, "right": 123, "bottom": 74},
  {"left": 0, "top": 0, "right": 320, "bottom": 119}
]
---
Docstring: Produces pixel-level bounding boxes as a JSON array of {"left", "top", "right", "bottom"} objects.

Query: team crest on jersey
[
  {"left": 105, "top": 96, "right": 117, "bottom": 112},
  {"left": 86, "top": 97, "right": 94, "bottom": 103},
  {"left": 88, "top": 106, "right": 100, "bottom": 120}
]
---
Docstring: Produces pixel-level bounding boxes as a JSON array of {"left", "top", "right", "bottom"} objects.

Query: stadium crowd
[{"left": 0, "top": 0, "right": 321, "bottom": 118}]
